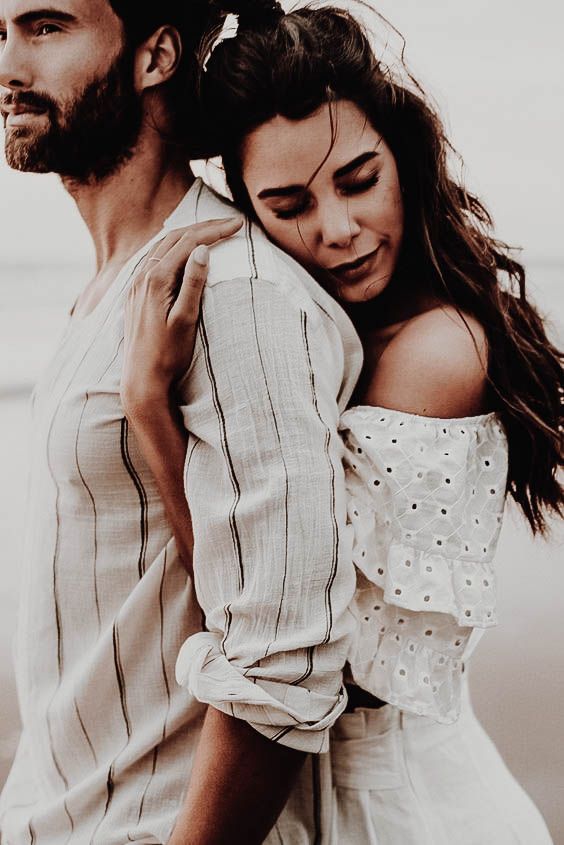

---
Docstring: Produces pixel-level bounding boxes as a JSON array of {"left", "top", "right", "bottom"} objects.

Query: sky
[{"left": 0, "top": 0, "right": 562, "bottom": 265}]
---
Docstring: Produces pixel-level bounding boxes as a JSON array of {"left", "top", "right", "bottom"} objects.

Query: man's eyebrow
[
  {"left": 13, "top": 8, "right": 78, "bottom": 26},
  {"left": 256, "top": 150, "right": 381, "bottom": 200}
]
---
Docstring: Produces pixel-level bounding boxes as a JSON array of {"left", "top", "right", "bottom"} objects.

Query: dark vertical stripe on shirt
[
  {"left": 45, "top": 420, "right": 64, "bottom": 679},
  {"left": 74, "top": 697, "right": 98, "bottom": 766},
  {"left": 292, "top": 645, "right": 314, "bottom": 688},
  {"left": 199, "top": 317, "right": 244, "bottom": 593},
  {"left": 113, "top": 623, "right": 132, "bottom": 739},
  {"left": 136, "top": 548, "right": 172, "bottom": 825},
  {"left": 90, "top": 620, "right": 132, "bottom": 844},
  {"left": 245, "top": 219, "right": 259, "bottom": 280},
  {"left": 62, "top": 801, "right": 74, "bottom": 844},
  {"left": 301, "top": 311, "right": 339, "bottom": 646},
  {"left": 74, "top": 339, "right": 124, "bottom": 633},
  {"left": 221, "top": 604, "right": 233, "bottom": 656},
  {"left": 75, "top": 392, "right": 101, "bottom": 631},
  {"left": 89, "top": 764, "right": 115, "bottom": 845},
  {"left": 186, "top": 437, "right": 207, "bottom": 630},
  {"left": 47, "top": 697, "right": 69, "bottom": 792},
  {"left": 185, "top": 435, "right": 200, "bottom": 472},
  {"left": 248, "top": 273, "right": 290, "bottom": 658},
  {"left": 44, "top": 408, "right": 72, "bottom": 802},
  {"left": 120, "top": 417, "right": 149, "bottom": 580},
  {"left": 194, "top": 179, "right": 205, "bottom": 219},
  {"left": 158, "top": 548, "right": 172, "bottom": 718}
]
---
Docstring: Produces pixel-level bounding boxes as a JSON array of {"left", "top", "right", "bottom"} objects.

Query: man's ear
[{"left": 134, "top": 25, "right": 183, "bottom": 93}]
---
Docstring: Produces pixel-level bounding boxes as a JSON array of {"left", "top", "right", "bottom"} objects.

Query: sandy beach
[{"left": 0, "top": 261, "right": 562, "bottom": 840}]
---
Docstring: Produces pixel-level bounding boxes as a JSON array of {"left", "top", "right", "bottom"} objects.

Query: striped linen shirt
[{"left": 0, "top": 178, "right": 363, "bottom": 844}]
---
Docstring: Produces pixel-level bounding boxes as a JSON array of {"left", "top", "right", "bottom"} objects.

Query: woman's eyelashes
[
  {"left": 273, "top": 196, "right": 310, "bottom": 220},
  {"left": 269, "top": 172, "right": 380, "bottom": 220},
  {"left": 342, "top": 172, "right": 380, "bottom": 196}
]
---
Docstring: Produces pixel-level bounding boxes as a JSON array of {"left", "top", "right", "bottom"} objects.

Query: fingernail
[{"left": 193, "top": 245, "right": 209, "bottom": 266}]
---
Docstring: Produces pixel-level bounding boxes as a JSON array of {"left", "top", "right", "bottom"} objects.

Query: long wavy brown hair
[{"left": 197, "top": 3, "right": 563, "bottom": 534}]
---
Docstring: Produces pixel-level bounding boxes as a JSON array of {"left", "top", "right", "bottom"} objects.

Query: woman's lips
[{"left": 329, "top": 247, "right": 381, "bottom": 282}]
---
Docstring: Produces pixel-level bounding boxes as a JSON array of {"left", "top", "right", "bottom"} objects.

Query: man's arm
[
  {"left": 122, "top": 236, "right": 358, "bottom": 841},
  {"left": 172, "top": 273, "right": 356, "bottom": 840},
  {"left": 128, "top": 274, "right": 352, "bottom": 842},
  {"left": 169, "top": 708, "right": 305, "bottom": 845},
  {"left": 126, "top": 383, "right": 307, "bottom": 845}
]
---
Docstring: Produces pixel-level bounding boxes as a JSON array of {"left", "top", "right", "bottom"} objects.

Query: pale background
[{"left": 1, "top": 0, "right": 563, "bottom": 841}]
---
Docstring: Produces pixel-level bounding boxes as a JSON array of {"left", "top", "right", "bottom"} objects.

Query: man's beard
[{"left": 1, "top": 47, "right": 144, "bottom": 183}]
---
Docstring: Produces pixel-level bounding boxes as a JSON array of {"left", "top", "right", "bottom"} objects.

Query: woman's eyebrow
[
  {"left": 333, "top": 150, "right": 380, "bottom": 179},
  {"left": 257, "top": 150, "right": 380, "bottom": 199},
  {"left": 257, "top": 184, "right": 304, "bottom": 200}
]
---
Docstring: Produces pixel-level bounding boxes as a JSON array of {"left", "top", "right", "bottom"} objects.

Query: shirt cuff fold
[{"left": 175, "top": 632, "right": 347, "bottom": 753}]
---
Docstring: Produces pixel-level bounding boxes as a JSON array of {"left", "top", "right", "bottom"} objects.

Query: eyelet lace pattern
[{"left": 340, "top": 406, "right": 508, "bottom": 723}]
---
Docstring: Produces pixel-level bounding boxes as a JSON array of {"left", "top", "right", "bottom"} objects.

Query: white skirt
[{"left": 328, "top": 681, "right": 553, "bottom": 844}]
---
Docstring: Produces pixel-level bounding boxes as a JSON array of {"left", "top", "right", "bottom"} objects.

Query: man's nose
[{"left": 0, "top": 34, "right": 34, "bottom": 91}]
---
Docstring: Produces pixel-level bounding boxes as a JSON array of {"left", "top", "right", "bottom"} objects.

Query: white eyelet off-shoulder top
[{"left": 339, "top": 405, "right": 508, "bottom": 724}]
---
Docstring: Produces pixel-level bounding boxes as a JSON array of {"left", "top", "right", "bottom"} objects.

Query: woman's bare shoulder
[{"left": 363, "top": 305, "right": 489, "bottom": 417}]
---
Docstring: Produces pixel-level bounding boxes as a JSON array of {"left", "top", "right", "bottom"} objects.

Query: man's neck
[{"left": 64, "top": 130, "right": 194, "bottom": 273}]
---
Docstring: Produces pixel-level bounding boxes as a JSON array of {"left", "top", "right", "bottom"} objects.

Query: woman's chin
[{"left": 331, "top": 272, "right": 392, "bottom": 305}]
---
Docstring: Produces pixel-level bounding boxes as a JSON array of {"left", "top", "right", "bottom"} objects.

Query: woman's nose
[{"left": 317, "top": 200, "right": 362, "bottom": 248}]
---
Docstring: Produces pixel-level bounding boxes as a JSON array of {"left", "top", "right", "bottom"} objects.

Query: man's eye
[
  {"left": 0, "top": 30, "right": 7, "bottom": 43},
  {"left": 36, "top": 23, "right": 60, "bottom": 36}
]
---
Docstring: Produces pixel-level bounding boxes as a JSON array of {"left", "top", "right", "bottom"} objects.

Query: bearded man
[{"left": 0, "top": 3, "right": 361, "bottom": 843}]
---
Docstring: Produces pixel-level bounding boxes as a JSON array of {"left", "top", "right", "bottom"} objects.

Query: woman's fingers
[
  {"left": 158, "top": 217, "right": 243, "bottom": 277},
  {"left": 139, "top": 216, "right": 243, "bottom": 296},
  {"left": 169, "top": 216, "right": 244, "bottom": 247},
  {"left": 152, "top": 217, "right": 243, "bottom": 262},
  {"left": 169, "top": 245, "right": 209, "bottom": 327}
]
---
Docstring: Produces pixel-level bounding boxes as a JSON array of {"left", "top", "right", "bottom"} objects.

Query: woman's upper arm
[{"left": 364, "top": 307, "right": 489, "bottom": 418}]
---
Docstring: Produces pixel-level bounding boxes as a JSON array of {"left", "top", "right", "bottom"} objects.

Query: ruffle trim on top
[
  {"left": 350, "top": 628, "right": 465, "bottom": 724},
  {"left": 339, "top": 404, "right": 506, "bottom": 722},
  {"left": 374, "top": 541, "right": 497, "bottom": 628}
]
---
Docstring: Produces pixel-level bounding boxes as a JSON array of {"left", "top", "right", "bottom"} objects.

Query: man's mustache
[{"left": 0, "top": 90, "right": 56, "bottom": 115}]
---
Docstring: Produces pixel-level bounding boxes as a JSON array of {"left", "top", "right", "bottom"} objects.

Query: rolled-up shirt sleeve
[{"left": 175, "top": 275, "right": 358, "bottom": 753}]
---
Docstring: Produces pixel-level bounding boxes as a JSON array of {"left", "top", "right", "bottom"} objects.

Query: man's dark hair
[{"left": 108, "top": 1, "right": 222, "bottom": 153}]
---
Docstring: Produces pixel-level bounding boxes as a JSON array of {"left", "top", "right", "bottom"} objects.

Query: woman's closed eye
[
  {"left": 270, "top": 193, "right": 311, "bottom": 220},
  {"left": 339, "top": 171, "right": 380, "bottom": 197},
  {"left": 269, "top": 172, "right": 381, "bottom": 220}
]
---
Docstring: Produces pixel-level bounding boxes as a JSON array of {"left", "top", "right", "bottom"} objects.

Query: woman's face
[{"left": 241, "top": 99, "right": 404, "bottom": 303}]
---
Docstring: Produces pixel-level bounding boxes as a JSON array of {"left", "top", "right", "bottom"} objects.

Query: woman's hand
[{"left": 122, "top": 216, "right": 243, "bottom": 418}]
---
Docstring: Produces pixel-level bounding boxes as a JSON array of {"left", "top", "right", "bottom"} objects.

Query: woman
[{"left": 123, "top": 2, "right": 563, "bottom": 842}]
